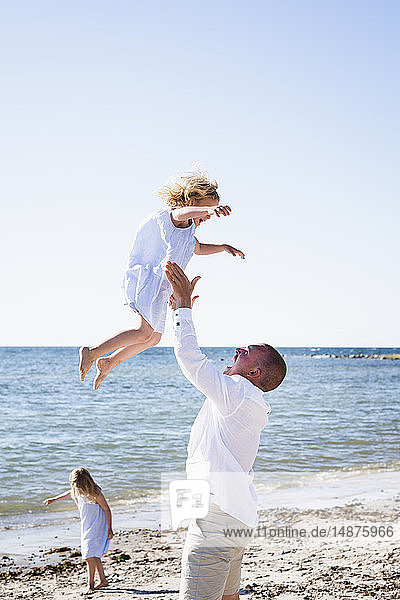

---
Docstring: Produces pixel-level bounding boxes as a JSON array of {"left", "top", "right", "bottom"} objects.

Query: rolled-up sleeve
[{"left": 173, "top": 308, "right": 243, "bottom": 415}]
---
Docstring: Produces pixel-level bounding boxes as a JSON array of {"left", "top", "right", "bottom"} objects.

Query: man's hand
[
  {"left": 169, "top": 293, "right": 199, "bottom": 311},
  {"left": 165, "top": 262, "right": 201, "bottom": 309},
  {"left": 169, "top": 293, "right": 177, "bottom": 310},
  {"left": 224, "top": 244, "right": 245, "bottom": 259},
  {"left": 43, "top": 498, "right": 55, "bottom": 506}
]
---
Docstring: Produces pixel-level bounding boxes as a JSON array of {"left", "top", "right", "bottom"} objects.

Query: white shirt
[{"left": 173, "top": 308, "right": 271, "bottom": 527}]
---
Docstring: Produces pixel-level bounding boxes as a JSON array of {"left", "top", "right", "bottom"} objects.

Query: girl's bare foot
[
  {"left": 85, "top": 584, "right": 94, "bottom": 594},
  {"left": 79, "top": 347, "right": 95, "bottom": 381},
  {"left": 94, "top": 579, "right": 109, "bottom": 590},
  {"left": 94, "top": 357, "right": 113, "bottom": 390}
]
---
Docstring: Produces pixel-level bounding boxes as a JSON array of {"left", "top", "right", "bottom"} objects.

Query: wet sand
[{"left": 1, "top": 496, "right": 399, "bottom": 599}]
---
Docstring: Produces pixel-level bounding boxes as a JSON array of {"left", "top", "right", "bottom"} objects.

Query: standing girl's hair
[{"left": 69, "top": 467, "right": 101, "bottom": 503}]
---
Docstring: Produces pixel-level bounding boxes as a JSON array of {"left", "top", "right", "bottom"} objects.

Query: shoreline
[
  {"left": 1, "top": 494, "right": 399, "bottom": 599},
  {"left": 1, "top": 469, "right": 399, "bottom": 599},
  {"left": 2, "top": 468, "right": 400, "bottom": 567}
]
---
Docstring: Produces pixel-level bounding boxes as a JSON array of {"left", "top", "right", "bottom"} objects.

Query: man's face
[{"left": 224, "top": 345, "right": 266, "bottom": 376}]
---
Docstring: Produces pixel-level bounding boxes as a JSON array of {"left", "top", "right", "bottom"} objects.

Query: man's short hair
[{"left": 258, "top": 344, "right": 287, "bottom": 392}]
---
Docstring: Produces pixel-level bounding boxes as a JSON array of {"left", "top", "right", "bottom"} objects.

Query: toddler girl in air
[{"left": 79, "top": 166, "right": 244, "bottom": 389}]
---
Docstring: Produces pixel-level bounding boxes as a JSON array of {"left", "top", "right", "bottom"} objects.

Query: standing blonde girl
[
  {"left": 44, "top": 467, "right": 113, "bottom": 593},
  {"left": 79, "top": 167, "right": 244, "bottom": 389}
]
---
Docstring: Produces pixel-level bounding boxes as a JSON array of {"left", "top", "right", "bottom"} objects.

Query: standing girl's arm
[
  {"left": 96, "top": 492, "right": 113, "bottom": 539},
  {"left": 194, "top": 238, "right": 245, "bottom": 259},
  {"left": 43, "top": 490, "right": 71, "bottom": 505}
]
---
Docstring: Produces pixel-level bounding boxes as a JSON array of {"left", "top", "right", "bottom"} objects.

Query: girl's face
[{"left": 193, "top": 196, "right": 219, "bottom": 227}]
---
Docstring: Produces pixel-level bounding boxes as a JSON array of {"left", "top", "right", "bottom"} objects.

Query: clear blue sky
[{"left": 1, "top": 0, "right": 399, "bottom": 346}]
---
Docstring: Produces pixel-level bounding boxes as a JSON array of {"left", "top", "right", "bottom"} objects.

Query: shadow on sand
[
  {"left": 96, "top": 587, "right": 251, "bottom": 596},
  {"left": 95, "top": 589, "right": 179, "bottom": 595}
]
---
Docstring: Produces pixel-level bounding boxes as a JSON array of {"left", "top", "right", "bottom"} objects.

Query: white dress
[
  {"left": 77, "top": 495, "right": 110, "bottom": 559},
  {"left": 121, "top": 208, "right": 196, "bottom": 333}
]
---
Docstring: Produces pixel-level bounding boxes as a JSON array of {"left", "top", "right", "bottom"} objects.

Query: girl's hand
[
  {"left": 213, "top": 205, "right": 231, "bottom": 218},
  {"left": 194, "top": 213, "right": 211, "bottom": 227},
  {"left": 107, "top": 529, "right": 114, "bottom": 540},
  {"left": 224, "top": 244, "right": 245, "bottom": 259},
  {"left": 43, "top": 498, "right": 55, "bottom": 506}
]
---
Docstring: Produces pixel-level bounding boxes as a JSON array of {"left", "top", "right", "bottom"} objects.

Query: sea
[{"left": 0, "top": 346, "right": 399, "bottom": 559}]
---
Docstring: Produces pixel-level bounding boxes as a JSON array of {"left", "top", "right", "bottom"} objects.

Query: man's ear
[{"left": 247, "top": 367, "right": 261, "bottom": 380}]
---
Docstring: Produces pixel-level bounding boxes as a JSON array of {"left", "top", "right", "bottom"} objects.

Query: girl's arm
[
  {"left": 171, "top": 206, "right": 213, "bottom": 222},
  {"left": 96, "top": 492, "right": 114, "bottom": 539},
  {"left": 171, "top": 205, "right": 231, "bottom": 223},
  {"left": 194, "top": 238, "right": 245, "bottom": 259},
  {"left": 43, "top": 490, "right": 71, "bottom": 505}
]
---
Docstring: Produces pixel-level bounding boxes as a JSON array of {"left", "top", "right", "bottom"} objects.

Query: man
[{"left": 165, "top": 261, "right": 287, "bottom": 600}]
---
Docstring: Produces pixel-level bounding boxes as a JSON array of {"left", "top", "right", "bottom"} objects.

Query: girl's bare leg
[
  {"left": 85, "top": 558, "right": 96, "bottom": 592},
  {"left": 79, "top": 314, "right": 153, "bottom": 381},
  {"left": 93, "top": 332, "right": 162, "bottom": 390},
  {"left": 93, "top": 558, "right": 108, "bottom": 589}
]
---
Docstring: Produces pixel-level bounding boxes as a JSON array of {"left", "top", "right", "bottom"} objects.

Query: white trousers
[{"left": 179, "top": 503, "right": 254, "bottom": 600}]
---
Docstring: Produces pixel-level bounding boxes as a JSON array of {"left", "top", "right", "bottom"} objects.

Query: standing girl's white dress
[
  {"left": 121, "top": 208, "right": 195, "bottom": 333},
  {"left": 77, "top": 495, "right": 110, "bottom": 559}
]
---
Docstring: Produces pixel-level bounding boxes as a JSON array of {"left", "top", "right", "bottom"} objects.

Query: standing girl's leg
[
  {"left": 94, "top": 558, "right": 108, "bottom": 589},
  {"left": 93, "top": 332, "right": 162, "bottom": 390},
  {"left": 79, "top": 314, "right": 154, "bottom": 381},
  {"left": 85, "top": 558, "right": 96, "bottom": 592}
]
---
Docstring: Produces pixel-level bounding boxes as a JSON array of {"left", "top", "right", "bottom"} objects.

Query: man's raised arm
[{"left": 165, "top": 262, "right": 243, "bottom": 415}]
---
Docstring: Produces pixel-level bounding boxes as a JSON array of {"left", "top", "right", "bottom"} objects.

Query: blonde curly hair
[
  {"left": 69, "top": 467, "right": 101, "bottom": 504},
  {"left": 158, "top": 166, "right": 220, "bottom": 207}
]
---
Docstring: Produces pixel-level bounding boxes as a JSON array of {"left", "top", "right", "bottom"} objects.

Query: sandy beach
[{"left": 1, "top": 492, "right": 399, "bottom": 600}]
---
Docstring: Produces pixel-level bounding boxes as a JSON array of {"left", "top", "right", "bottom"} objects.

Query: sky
[{"left": 1, "top": 0, "right": 399, "bottom": 347}]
